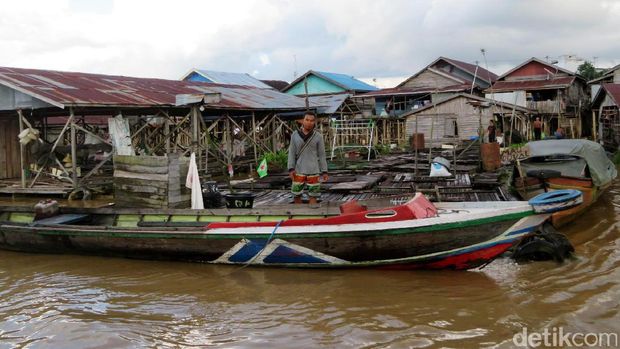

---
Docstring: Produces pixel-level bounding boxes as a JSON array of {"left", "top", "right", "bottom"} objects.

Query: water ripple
[{"left": 0, "top": 179, "right": 619, "bottom": 347}]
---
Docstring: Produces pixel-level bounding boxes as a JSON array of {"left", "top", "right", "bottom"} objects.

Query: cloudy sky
[{"left": 2, "top": 0, "right": 619, "bottom": 87}]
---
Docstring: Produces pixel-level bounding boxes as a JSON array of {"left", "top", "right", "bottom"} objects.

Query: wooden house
[
  {"left": 354, "top": 57, "right": 498, "bottom": 118},
  {"left": 402, "top": 94, "right": 530, "bottom": 146},
  {"left": 0, "top": 66, "right": 310, "bottom": 201},
  {"left": 591, "top": 83, "right": 620, "bottom": 151},
  {"left": 0, "top": 116, "right": 24, "bottom": 180},
  {"left": 485, "top": 58, "right": 589, "bottom": 138},
  {"left": 588, "top": 64, "right": 620, "bottom": 103}
]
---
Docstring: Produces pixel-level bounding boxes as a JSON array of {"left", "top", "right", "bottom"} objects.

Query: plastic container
[{"left": 224, "top": 192, "right": 255, "bottom": 209}]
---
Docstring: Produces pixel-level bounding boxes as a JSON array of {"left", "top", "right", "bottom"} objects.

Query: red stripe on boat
[
  {"left": 206, "top": 194, "right": 437, "bottom": 229},
  {"left": 378, "top": 242, "right": 514, "bottom": 270}
]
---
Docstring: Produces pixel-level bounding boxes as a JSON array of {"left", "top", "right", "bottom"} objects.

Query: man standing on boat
[{"left": 288, "top": 111, "right": 329, "bottom": 205}]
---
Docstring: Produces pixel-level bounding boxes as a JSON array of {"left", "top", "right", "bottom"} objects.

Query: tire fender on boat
[{"left": 528, "top": 189, "right": 583, "bottom": 213}]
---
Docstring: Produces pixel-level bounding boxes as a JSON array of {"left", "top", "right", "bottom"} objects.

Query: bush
[{"left": 263, "top": 150, "right": 288, "bottom": 170}]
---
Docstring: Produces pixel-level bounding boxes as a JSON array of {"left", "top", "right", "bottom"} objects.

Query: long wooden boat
[
  {"left": 0, "top": 192, "right": 579, "bottom": 270},
  {"left": 513, "top": 139, "right": 617, "bottom": 227}
]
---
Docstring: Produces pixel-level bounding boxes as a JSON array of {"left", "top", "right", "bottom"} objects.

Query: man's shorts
[{"left": 291, "top": 173, "right": 320, "bottom": 197}]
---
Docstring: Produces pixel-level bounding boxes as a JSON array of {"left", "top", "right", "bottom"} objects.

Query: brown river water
[{"left": 0, "top": 180, "right": 619, "bottom": 348}]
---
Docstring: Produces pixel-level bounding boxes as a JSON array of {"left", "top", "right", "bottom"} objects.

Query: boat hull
[
  {"left": 0, "top": 206, "right": 547, "bottom": 270},
  {"left": 515, "top": 176, "right": 600, "bottom": 227}
]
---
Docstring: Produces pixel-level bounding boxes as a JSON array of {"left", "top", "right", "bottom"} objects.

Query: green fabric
[
  {"left": 257, "top": 158, "right": 268, "bottom": 178},
  {"left": 307, "top": 182, "right": 321, "bottom": 197}
]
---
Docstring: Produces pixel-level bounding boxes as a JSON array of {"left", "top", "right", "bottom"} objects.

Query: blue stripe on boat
[
  {"left": 263, "top": 245, "right": 328, "bottom": 264},
  {"left": 228, "top": 239, "right": 266, "bottom": 262},
  {"left": 506, "top": 226, "right": 537, "bottom": 236}
]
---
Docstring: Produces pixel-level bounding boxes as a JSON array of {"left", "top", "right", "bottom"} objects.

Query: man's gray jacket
[{"left": 287, "top": 130, "right": 328, "bottom": 175}]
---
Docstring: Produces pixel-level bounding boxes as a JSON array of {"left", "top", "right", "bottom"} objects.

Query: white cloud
[{"left": 1, "top": 0, "right": 619, "bottom": 86}]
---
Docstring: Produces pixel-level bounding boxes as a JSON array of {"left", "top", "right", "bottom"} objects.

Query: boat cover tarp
[{"left": 525, "top": 140, "right": 617, "bottom": 187}]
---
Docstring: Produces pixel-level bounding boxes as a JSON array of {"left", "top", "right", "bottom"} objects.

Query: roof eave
[{"left": 0, "top": 79, "right": 65, "bottom": 109}]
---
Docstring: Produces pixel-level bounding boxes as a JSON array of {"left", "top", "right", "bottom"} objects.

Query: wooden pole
[
  {"left": 164, "top": 115, "right": 170, "bottom": 155},
  {"left": 592, "top": 110, "right": 597, "bottom": 141},
  {"left": 252, "top": 112, "right": 258, "bottom": 167},
  {"left": 17, "top": 109, "right": 26, "bottom": 188},
  {"left": 272, "top": 117, "right": 277, "bottom": 153},
  {"left": 414, "top": 115, "right": 419, "bottom": 176},
  {"left": 191, "top": 106, "right": 198, "bottom": 151},
  {"left": 304, "top": 77, "right": 309, "bottom": 110},
  {"left": 70, "top": 108, "right": 78, "bottom": 188},
  {"left": 225, "top": 115, "right": 232, "bottom": 167},
  {"left": 428, "top": 114, "right": 435, "bottom": 164}
]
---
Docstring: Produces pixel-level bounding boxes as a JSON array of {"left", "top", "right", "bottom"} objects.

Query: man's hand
[
  {"left": 289, "top": 170, "right": 296, "bottom": 180},
  {"left": 321, "top": 173, "right": 329, "bottom": 182}
]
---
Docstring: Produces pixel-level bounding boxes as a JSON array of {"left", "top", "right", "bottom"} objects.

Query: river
[{"left": 0, "top": 180, "right": 618, "bottom": 348}]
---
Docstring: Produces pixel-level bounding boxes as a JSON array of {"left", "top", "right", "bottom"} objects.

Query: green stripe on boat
[{"left": 21, "top": 210, "right": 533, "bottom": 239}]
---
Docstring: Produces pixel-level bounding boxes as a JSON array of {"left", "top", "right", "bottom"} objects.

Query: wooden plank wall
[
  {"left": 113, "top": 154, "right": 190, "bottom": 208},
  {"left": 400, "top": 70, "right": 456, "bottom": 90},
  {"left": 405, "top": 97, "right": 492, "bottom": 142},
  {"left": 0, "top": 117, "right": 23, "bottom": 179}
]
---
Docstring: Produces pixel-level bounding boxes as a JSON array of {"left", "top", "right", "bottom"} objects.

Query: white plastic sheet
[
  {"left": 185, "top": 152, "right": 204, "bottom": 209},
  {"left": 108, "top": 114, "right": 133, "bottom": 155}
]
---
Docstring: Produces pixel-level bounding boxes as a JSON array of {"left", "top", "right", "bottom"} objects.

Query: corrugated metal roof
[
  {"left": 0, "top": 66, "right": 309, "bottom": 111},
  {"left": 314, "top": 71, "right": 378, "bottom": 92},
  {"left": 185, "top": 69, "right": 272, "bottom": 89},
  {"left": 282, "top": 70, "right": 378, "bottom": 94},
  {"left": 441, "top": 57, "right": 499, "bottom": 83},
  {"left": 308, "top": 93, "right": 351, "bottom": 114},
  {"left": 402, "top": 93, "right": 531, "bottom": 116},
  {"left": 485, "top": 77, "right": 576, "bottom": 93},
  {"left": 602, "top": 83, "right": 620, "bottom": 106},
  {"left": 355, "top": 84, "right": 473, "bottom": 98},
  {"left": 260, "top": 79, "right": 289, "bottom": 91}
]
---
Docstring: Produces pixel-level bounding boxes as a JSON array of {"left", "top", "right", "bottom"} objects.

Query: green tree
[{"left": 577, "top": 61, "right": 603, "bottom": 81}]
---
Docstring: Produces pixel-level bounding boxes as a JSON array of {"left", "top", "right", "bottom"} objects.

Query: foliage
[
  {"left": 508, "top": 142, "right": 526, "bottom": 149},
  {"left": 576, "top": 61, "right": 603, "bottom": 81},
  {"left": 263, "top": 150, "right": 288, "bottom": 169},
  {"left": 373, "top": 144, "right": 391, "bottom": 155},
  {"left": 613, "top": 151, "right": 620, "bottom": 165}
]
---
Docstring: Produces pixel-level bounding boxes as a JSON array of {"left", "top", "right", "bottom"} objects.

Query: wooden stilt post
[
  {"left": 414, "top": 115, "right": 419, "bottom": 176},
  {"left": 191, "top": 106, "right": 197, "bottom": 150},
  {"left": 17, "top": 109, "right": 26, "bottom": 188},
  {"left": 225, "top": 115, "right": 232, "bottom": 174},
  {"left": 272, "top": 116, "right": 277, "bottom": 153},
  {"left": 164, "top": 114, "right": 170, "bottom": 155},
  {"left": 592, "top": 110, "right": 597, "bottom": 141},
  {"left": 70, "top": 107, "right": 78, "bottom": 188},
  {"left": 252, "top": 112, "right": 258, "bottom": 167},
  {"left": 428, "top": 113, "right": 435, "bottom": 164}
]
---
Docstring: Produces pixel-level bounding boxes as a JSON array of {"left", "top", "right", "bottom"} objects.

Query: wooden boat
[
  {"left": 513, "top": 139, "right": 617, "bottom": 227},
  {"left": 0, "top": 192, "right": 580, "bottom": 270}
]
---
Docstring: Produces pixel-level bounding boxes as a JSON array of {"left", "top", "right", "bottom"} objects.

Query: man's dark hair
[{"left": 304, "top": 111, "right": 316, "bottom": 118}]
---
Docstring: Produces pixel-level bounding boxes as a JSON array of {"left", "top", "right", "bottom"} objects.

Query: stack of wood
[{"left": 113, "top": 154, "right": 190, "bottom": 208}]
